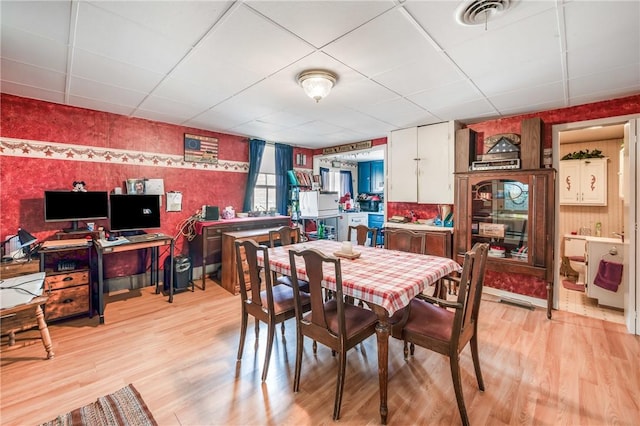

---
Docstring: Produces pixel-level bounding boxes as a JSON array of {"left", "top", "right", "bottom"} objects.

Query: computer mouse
[{"left": 107, "top": 235, "right": 117, "bottom": 241}]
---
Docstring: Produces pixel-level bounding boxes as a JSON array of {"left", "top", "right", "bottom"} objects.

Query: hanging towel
[{"left": 593, "top": 259, "right": 623, "bottom": 292}]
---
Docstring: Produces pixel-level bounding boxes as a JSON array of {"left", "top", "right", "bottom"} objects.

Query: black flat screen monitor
[
  {"left": 44, "top": 191, "right": 109, "bottom": 231},
  {"left": 109, "top": 194, "right": 161, "bottom": 232}
]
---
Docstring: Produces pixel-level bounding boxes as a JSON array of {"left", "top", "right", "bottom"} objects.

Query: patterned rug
[{"left": 40, "top": 384, "right": 157, "bottom": 426}]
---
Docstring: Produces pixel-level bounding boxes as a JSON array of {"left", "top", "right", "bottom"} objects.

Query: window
[
  {"left": 324, "top": 170, "right": 341, "bottom": 192},
  {"left": 253, "top": 173, "right": 276, "bottom": 211},
  {"left": 253, "top": 144, "right": 276, "bottom": 211}
]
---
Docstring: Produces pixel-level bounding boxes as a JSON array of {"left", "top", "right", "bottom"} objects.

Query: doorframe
[{"left": 552, "top": 114, "right": 639, "bottom": 334}]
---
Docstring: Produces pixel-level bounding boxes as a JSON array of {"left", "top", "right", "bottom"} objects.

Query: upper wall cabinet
[
  {"left": 558, "top": 158, "right": 608, "bottom": 206},
  {"left": 388, "top": 121, "right": 460, "bottom": 204},
  {"left": 358, "top": 160, "right": 384, "bottom": 194}
]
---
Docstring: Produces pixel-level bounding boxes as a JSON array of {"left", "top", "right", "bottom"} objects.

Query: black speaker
[
  {"left": 164, "top": 255, "right": 193, "bottom": 291},
  {"left": 203, "top": 205, "right": 219, "bottom": 221}
]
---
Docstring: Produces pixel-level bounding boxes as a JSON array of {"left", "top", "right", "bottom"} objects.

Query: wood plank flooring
[{"left": 1, "top": 279, "right": 639, "bottom": 425}]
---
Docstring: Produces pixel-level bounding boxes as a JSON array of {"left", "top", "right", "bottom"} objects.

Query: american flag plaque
[{"left": 184, "top": 134, "right": 219, "bottom": 164}]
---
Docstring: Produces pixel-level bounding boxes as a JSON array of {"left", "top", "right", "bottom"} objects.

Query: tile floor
[{"left": 557, "top": 275, "right": 625, "bottom": 324}]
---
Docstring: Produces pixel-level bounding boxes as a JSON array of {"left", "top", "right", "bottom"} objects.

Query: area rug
[
  {"left": 40, "top": 384, "right": 157, "bottom": 426},
  {"left": 562, "top": 279, "right": 585, "bottom": 292}
]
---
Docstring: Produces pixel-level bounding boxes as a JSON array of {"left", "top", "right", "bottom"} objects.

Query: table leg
[
  {"left": 97, "top": 251, "right": 105, "bottom": 324},
  {"left": 35, "top": 304, "right": 54, "bottom": 359},
  {"left": 370, "top": 305, "right": 390, "bottom": 424},
  {"left": 169, "top": 240, "right": 174, "bottom": 303},
  {"left": 151, "top": 246, "right": 158, "bottom": 294}
]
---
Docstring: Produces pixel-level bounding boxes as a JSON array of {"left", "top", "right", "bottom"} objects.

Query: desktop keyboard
[{"left": 124, "top": 233, "right": 167, "bottom": 243}]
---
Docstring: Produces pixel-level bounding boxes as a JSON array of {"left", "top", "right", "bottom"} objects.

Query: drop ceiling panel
[
  {"left": 1, "top": 81, "right": 65, "bottom": 105},
  {"left": 430, "top": 98, "right": 498, "bottom": 123},
  {"left": 323, "top": 8, "right": 438, "bottom": 78},
  {"left": 69, "top": 76, "right": 148, "bottom": 108},
  {"left": 357, "top": 98, "right": 435, "bottom": 128},
  {"left": 0, "top": 28, "right": 69, "bottom": 72},
  {"left": 569, "top": 64, "right": 640, "bottom": 99},
  {"left": 564, "top": 1, "right": 639, "bottom": 51},
  {"left": 67, "top": 95, "right": 137, "bottom": 118},
  {"left": 1, "top": 60, "right": 66, "bottom": 93},
  {"left": 1, "top": 1, "right": 72, "bottom": 43},
  {"left": 408, "top": 79, "right": 485, "bottom": 112},
  {"left": 246, "top": 0, "right": 395, "bottom": 48},
  {"left": 567, "top": 39, "right": 640, "bottom": 78},
  {"left": 488, "top": 82, "right": 566, "bottom": 112},
  {"left": 90, "top": 0, "right": 233, "bottom": 45},
  {"left": 71, "top": 49, "right": 165, "bottom": 93},
  {"left": 75, "top": 2, "right": 192, "bottom": 73}
]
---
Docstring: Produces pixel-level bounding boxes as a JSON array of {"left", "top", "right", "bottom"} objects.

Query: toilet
[{"left": 564, "top": 236, "right": 587, "bottom": 284}]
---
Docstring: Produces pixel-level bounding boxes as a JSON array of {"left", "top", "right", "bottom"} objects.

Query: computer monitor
[
  {"left": 109, "top": 194, "right": 161, "bottom": 233},
  {"left": 44, "top": 191, "right": 109, "bottom": 231}
]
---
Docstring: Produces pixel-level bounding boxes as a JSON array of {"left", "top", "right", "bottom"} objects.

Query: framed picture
[
  {"left": 127, "top": 178, "right": 146, "bottom": 194},
  {"left": 184, "top": 133, "right": 219, "bottom": 164}
]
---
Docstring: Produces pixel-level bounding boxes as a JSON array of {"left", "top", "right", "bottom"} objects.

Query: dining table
[{"left": 257, "top": 239, "right": 462, "bottom": 424}]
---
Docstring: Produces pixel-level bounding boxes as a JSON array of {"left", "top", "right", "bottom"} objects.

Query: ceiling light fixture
[{"left": 297, "top": 70, "right": 337, "bottom": 103}]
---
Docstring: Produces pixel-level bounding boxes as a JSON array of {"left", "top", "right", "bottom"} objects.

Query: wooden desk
[
  {"left": 190, "top": 216, "right": 290, "bottom": 289},
  {"left": 259, "top": 240, "right": 461, "bottom": 424},
  {"left": 94, "top": 234, "right": 174, "bottom": 324},
  {"left": 0, "top": 272, "right": 54, "bottom": 359},
  {"left": 0, "top": 259, "right": 40, "bottom": 279},
  {"left": 220, "top": 227, "right": 281, "bottom": 295}
]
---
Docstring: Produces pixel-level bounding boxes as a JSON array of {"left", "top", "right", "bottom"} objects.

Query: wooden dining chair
[
  {"left": 234, "top": 239, "right": 310, "bottom": 382},
  {"left": 390, "top": 242, "right": 489, "bottom": 426},
  {"left": 347, "top": 224, "right": 378, "bottom": 247},
  {"left": 288, "top": 247, "right": 378, "bottom": 421},
  {"left": 384, "top": 228, "right": 425, "bottom": 254},
  {"left": 268, "top": 226, "right": 309, "bottom": 293}
]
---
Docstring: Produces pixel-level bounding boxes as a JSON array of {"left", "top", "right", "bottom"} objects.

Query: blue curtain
[
  {"left": 242, "top": 139, "right": 265, "bottom": 212},
  {"left": 320, "top": 167, "right": 329, "bottom": 190},
  {"left": 274, "top": 143, "right": 293, "bottom": 216},
  {"left": 340, "top": 170, "right": 353, "bottom": 197}
]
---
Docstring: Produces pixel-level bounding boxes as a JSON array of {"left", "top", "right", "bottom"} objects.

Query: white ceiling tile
[
  {"left": 0, "top": 81, "right": 65, "bottom": 104},
  {"left": 567, "top": 39, "right": 640, "bottom": 79},
  {"left": 69, "top": 76, "right": 148, "bottom": 108},
  {"left": 0, "top": 27, "right": 68, "bottom": 72},
  {"left": 67, "top": 95, "right": 137, "bottom": 117},
  {"left": 1, "top": 59, "right": 66, "bottom": 92},
  {"left": 357, "top": 98, "right": 435, "bottom": 128},
  {"left": 72, "top": 49, "right": 164, "bottom": 93},
  {"left": 1, "top": 1, "right": 72, "bottom": 43},
  {"left": 323, "top": 8, "right": 437, "bottom": 77},
  {"left": 488, "top": 82, "right": 565, "bottom": 112},
  {"left": 89, "top": 0, "right": 234, "bottom": 46},
  {"left": 137, "top": 95, "right": 208, "bottom": 122},
  {"left": 430, "top": 98, "right": 500, "bottom": 123},
  {"left": 408, "top": 79, "right": 484, "bottom": 112},
  {"left": 569, "top": 64, "right": 640, "bottom": 98},
  {"left": 75, "top": 2, "right": 191, "bottom": 73},
  {"left": 246, "top": 0, "right": 395, "bottom": 48}
]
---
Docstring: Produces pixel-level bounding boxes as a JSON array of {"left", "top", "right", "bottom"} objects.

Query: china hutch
[{"left": 454, "top": 120, "right": 555, "bottom": 318}]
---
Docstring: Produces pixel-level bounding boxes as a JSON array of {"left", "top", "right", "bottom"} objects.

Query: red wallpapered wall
[
  {"left": 2, "top": 93, "right": 638, "bottom": 297},
  {"left": 0, "top": 94, "right": 314, "bottom": 278}
]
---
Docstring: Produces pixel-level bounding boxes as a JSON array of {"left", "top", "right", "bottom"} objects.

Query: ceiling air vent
[{"left": 456, "top": 0, "right": 514, "bottom": 27}]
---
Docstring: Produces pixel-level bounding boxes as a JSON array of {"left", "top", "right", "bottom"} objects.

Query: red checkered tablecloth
[{"left": 258, "top": 239, "right": 461, "bottom": 316}]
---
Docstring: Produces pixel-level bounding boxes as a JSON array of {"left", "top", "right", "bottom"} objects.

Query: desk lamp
[{"left": 1, "top": 228, "right": 38, "bottom": 263}]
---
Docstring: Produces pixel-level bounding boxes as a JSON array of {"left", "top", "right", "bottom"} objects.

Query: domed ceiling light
[{"left": 297, "top": 70, "right": 337, "bottom": 103}]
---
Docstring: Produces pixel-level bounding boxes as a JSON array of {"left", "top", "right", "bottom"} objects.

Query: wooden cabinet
[
  {"left": 454, "top": 169, "right": 555, "bottom": 318},
  {"left": 558, "top": 158, "right": 607, "bottom": 205},
  {"left": 383, "top": 223, "right": 453, "bottom": 258},
  {"left": 190, "top": 216, "right": 290, "bottom": 288},
  {"left": 358, "top": 160, "right": 384, "bottom": 194},
  {"left": 39, "top": 244, "right": 92, "bottom": 321},
  {"left": 388, "top": 121, "right": 460, "bottom": 204}
]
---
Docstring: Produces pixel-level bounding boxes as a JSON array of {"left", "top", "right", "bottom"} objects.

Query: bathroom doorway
[{"left": 553, "top": 115, "right": 638, "bottom": 334}]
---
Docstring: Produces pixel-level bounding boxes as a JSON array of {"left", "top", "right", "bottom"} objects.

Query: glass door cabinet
[{"left": 454, "top": 169, "right": 555, "bottom": 318}]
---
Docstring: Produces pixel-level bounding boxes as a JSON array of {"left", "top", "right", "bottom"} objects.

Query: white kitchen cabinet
[
  {"left": 559, "top": 158, "right": 608, "bottom": 206},
  {"left": 388, "top": 121, "right": 459, "bottom": 204}
]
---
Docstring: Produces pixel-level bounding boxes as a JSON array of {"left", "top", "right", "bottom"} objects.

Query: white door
[
  {"left": 623, "top": 119, "right": 638, "bottom": 334},
  {"left": 388, "top": 127, "right": 417, "bottom": 202}
]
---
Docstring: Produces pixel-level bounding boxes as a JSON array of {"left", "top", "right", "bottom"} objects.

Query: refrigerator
[{"left": 299, "top": 191, "right": 339, "bottom": 218}]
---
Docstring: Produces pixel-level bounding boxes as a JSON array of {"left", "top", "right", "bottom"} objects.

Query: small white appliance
[{"left": 299, "top": 191, "right": 339, "bottom": 218}]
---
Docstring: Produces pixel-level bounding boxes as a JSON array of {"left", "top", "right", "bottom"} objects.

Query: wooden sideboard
[
  {"left": 383, "top": 223, "right": 453, "bottom": 259},
  {"left": 189, "top": 216, "right": 290, "bottom": 289},
  {"left": 220, "top": 227, "right": 283, "bottom": 295}
]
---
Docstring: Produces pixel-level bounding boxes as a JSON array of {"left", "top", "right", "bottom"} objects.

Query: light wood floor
[{"left": 2, "top": 279, "right": 639, "bottom": 425}]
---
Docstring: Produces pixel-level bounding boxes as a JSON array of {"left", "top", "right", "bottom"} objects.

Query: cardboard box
[{"left": 479, "top": 223, "right": 506, "bottom": 238}]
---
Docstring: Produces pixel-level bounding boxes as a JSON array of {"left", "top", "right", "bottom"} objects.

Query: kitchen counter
[{"left": 384, "top": 222, "right": 454, "bottom": 233}]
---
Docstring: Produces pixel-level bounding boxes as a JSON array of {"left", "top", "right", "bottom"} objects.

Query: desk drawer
[
  {"left": 45, "top": 285, "right": 89, "bottom": 321},
  {"left": 45, "top": 271, "right": 89, "bottom": 291}
]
